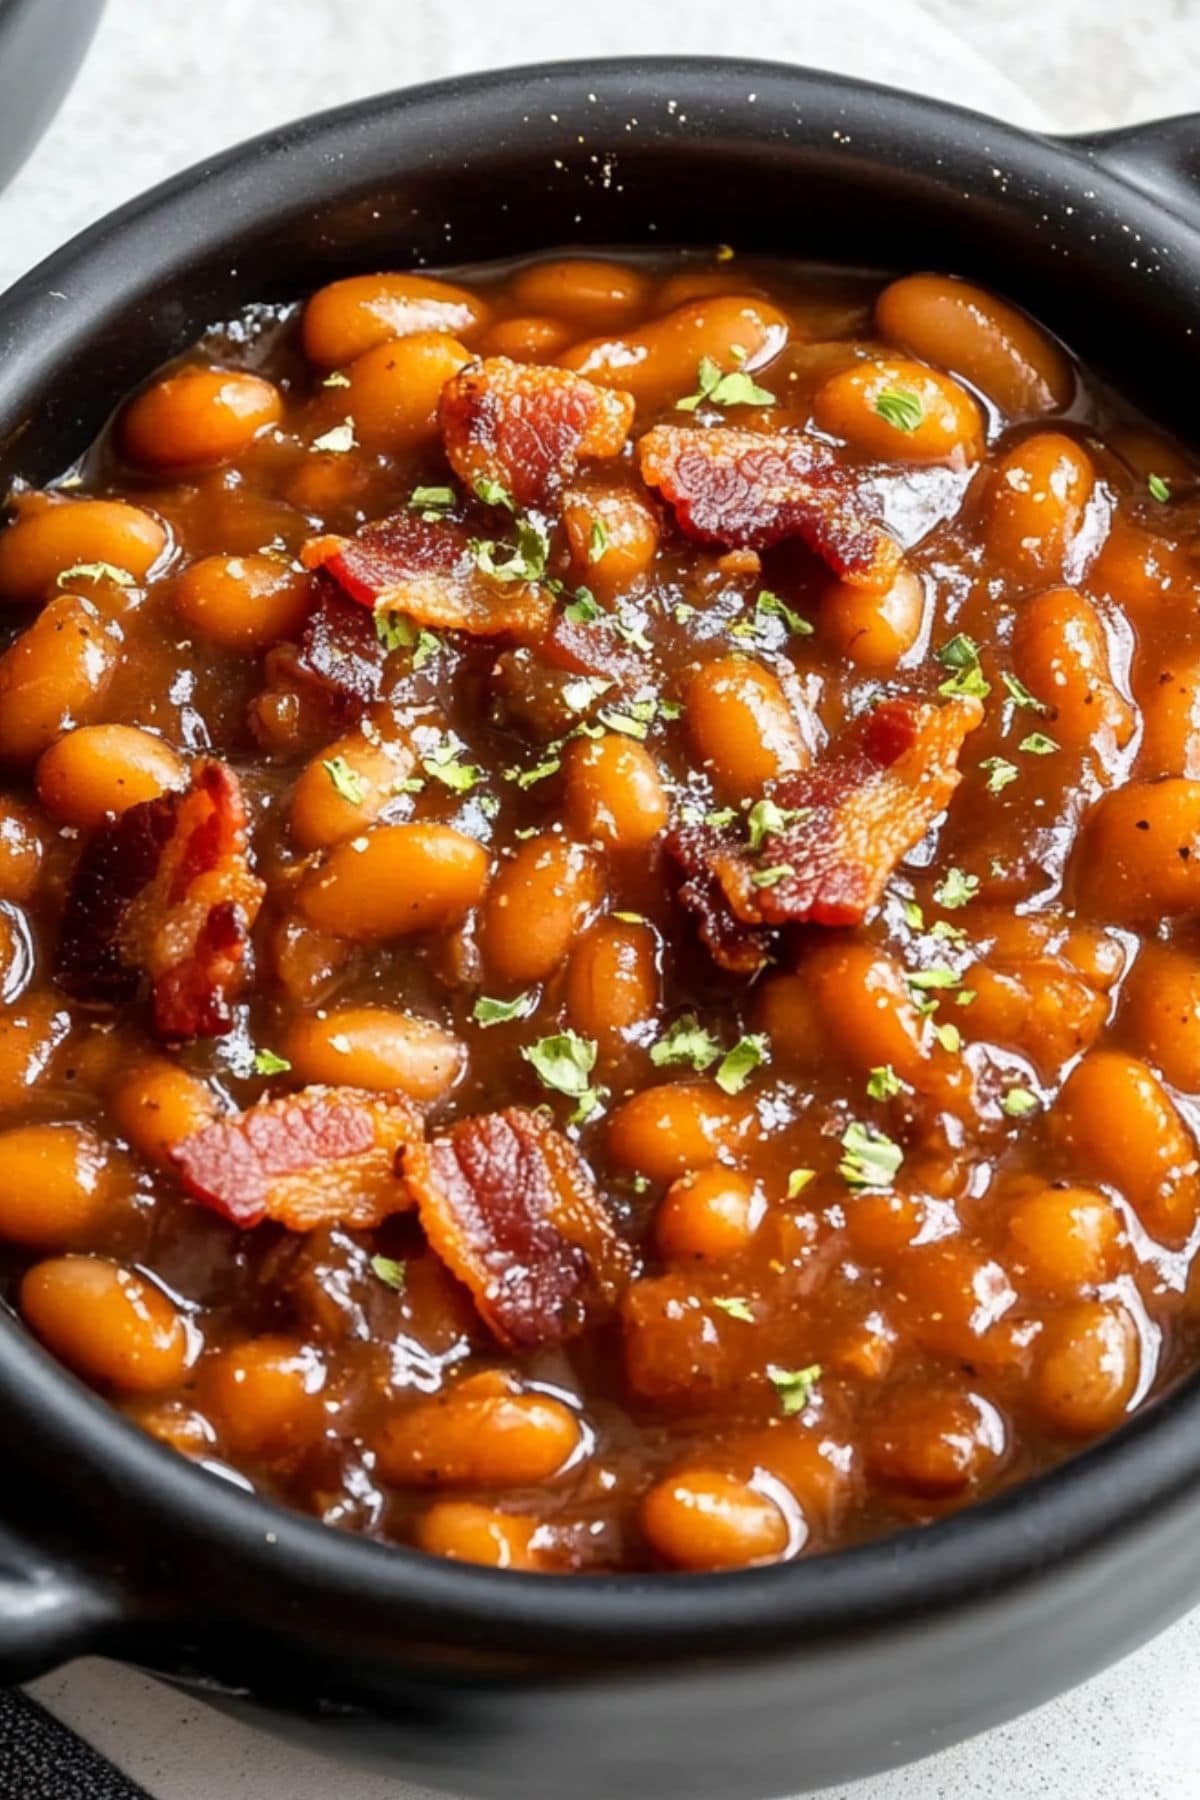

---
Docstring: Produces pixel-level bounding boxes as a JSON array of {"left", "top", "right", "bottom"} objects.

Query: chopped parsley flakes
[
  {"left": 932, "top": 867, "right": 978, "bottom": 910},
  {"left": 370, "top": 1255, "right": 407, "bottom": 1292},
  {"left": 252, "top": 1048, "right": 291, "bottom": 1076},
  {"left": 522, "top": 1030, "right": 603, "bottom": 1121},
  {"left": 839, "top": 1120, "right": 903, "bottom": 1189},
  {"left": 677, "top": 355, "right": 774, "bottom": 413},
  {"left": 980, "top": 756, "right": 1019, "bottom": 794},
  {"left": 421, "top": 741, "right": 484, "bottom": 793},
  {"left": 470, "top": 516, "right": 549, "bottom": 583},
  {"left": 936, "top": 633, "right": 990, "bottom": 700},
  {"left": 715, "top": 1033, "right": 769, "bottom": 1095},
  {"left": 874, "top": 388, "right": 924, "bottom": 433},
  {"left": 766, "top": 1363, "right": 822, "bottom": 1415},
  {"left": 866, "top": 1064, "right": 901, "bottom": 1101},
  {"left": 311, "top": 417, "right": 356, "bottom": 454},
  {"left": 712, "top": 1296, "right": 755, "bottom": 1323},
  {"left": 650, "top": 1015, "right": 721, "bottom": 1073},
  {"left": 322, "top": 756, "right": 366, "bottom": 805},
  {"left": 473, "top": 992, "right": 537, "bottom": 1027}
]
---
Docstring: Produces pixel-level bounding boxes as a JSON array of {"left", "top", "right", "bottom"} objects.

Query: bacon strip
[
  {"left": 56, "top": 760, "right": 264, "bottom": 1038},
  {"left": 638, "top": 424, "right": 902, "bottom": 588},
  {"left": 297, "top": 587, "right": 389, "bottom": 705},
  {"left": 399, "top": 1106, "right": 631, "bottom": 1349},
  {"left": 439, "top": 357, "right": 634, "bottom": 510},
  {"left": 302, "top": 509, "right": 550, "bottom": 637},
  {"left": 669, "top": 695, "right": 982, "bottom": 944},
  {"left": 173, "top": 1086, "right": 420, "bottom": 1230}
]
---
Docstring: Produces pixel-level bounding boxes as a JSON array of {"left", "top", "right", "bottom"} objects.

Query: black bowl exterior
[
  {"left": 1, "top": 57, "right": 1199, "bottom": 1800},
  {"left": 0, "top": 0, "right": 104, "bottom": 195}
]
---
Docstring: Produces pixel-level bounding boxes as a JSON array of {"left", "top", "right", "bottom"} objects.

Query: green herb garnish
[
  {"left": 473, "top": 992, "right": 537, "bottom": 1027},
  {"left": 650, "top": 1015, "right": 721, "bottom": 1073},
  {"left": 715, "top": 1034, "right": 769, "bottom": 1095},
  {"left": 874, "top": 388, "right": 924, "bottom": 433},
  {"left": 370, "top": 1255, "right": 408, "bottom": 1292},
  {"left": 322, "top": 756, "right": 366, "bottom": 804},
  {"left": 932, "top": 867, "right": 978, "bottom": 910},
  {"left": 766, "top": 1363, "right": 822, "bottom": 1415},
  {"left": 980, "top": 756, "right": 1019, "bottom": 794},
  {"left": 677, "top": 355, "right": 774, "bottom": 412},
  {"left": 937, "top": 633, "right": 990, "bottom": 700},
  {"left": 867, "top": 1064, "right": 901, "bottom": 1101},
  {"left": 839, "top": 1120, "right": 903, "bottom": 1189}
]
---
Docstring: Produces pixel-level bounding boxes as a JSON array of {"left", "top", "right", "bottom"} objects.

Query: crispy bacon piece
[
  {"left": 538, "top": 610, "right": 649, "bottom": 688},
  {"left": 439, "top": 357, "right": 634, "bottom": 510},
  {"left": 56, "top": 760, "right": 264, "bottom": 1038},
  {"left": 669, "top": 695, "right": 983, "bottom": 944},
  {"left": 173, "top": 1086, "right": 421, "bottom": 1231},
  {"left": 296, "top": 587, "right": 389, "bottom": 705},
  {"left": 668, "top": 831, "right": 771, "bottom": 975},
  {"left": 638, "top": 424, "right": 902, "bottom": 588},
  {"left": 399, "top": 1106, "right": 631, "bottom": 1349},
  {"left": 302, "top": 509, "right": 550, "bottom": 637}
]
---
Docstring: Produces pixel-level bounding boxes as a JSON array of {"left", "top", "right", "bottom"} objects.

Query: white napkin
[{"left": 11, "top": 1, "right": 1200, "bottom": 1797}]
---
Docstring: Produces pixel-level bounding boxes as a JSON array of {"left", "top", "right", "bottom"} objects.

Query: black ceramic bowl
[
  {"left": 1, "top": 56, "right": 1199, "bottom": 1800},
  {"left": 0, "top": 0, "right": 104, "bottom": 195}
]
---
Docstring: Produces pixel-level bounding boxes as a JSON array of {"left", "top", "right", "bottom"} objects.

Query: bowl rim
[{"left": 3, "top": 51, "right": 1200, "bottom": 1662}]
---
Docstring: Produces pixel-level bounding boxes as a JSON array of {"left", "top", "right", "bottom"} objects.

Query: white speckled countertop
[{"left": 6, "top": 0, "right": 1200, "bottom": 1794}]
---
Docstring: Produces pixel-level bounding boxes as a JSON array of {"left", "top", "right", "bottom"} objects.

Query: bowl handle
[
  {"left": 1061, "top": 115, "right": 1200, "bottom": 221},
  {"left": 0, "top": 1518, "right": 117, "bottom": 1681}
]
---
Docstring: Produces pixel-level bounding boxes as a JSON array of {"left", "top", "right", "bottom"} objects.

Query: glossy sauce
[{"left": 0, "top": 252, "right": 1198, "bottom": 1575}]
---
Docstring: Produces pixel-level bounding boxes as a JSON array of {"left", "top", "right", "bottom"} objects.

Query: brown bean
[
  {"left": 36, "top": 725, "right": 185, "bottom": 828},
  {"left": 198, "top": 1335, "right": 327, "bottom": 1458},
  {"left": 282, "top": 1007, "right": 464, "bottom": 1102},
  {"left": 812, "top": 357, "right": 983, "bottom": 464},
  {"left": 1138, "top": 652, "right": 1200, "bottom": 777},
  {"left": 562, "top": 734, "right": 669, "bottom": 850},
  {"left": 0, "top": 594, "right": 121, "bottom": 763},
  {"left": 302, "top": 273, "right": 488, "bottom": 366},
  {"left": 415, "top": 1501, "right": 548, "bottom": 1569},
  {"left": 656, "top": 1167, "right": 765, "bottom": 1263},
  {"left": 1053, "top": 1048, "right": 1199, "bottom": 1244},
  {"left": 1122, "top": 944, "right": 1200, "bottom": 1091},
  {"left": 562, "top": 296, "right": 789, "bottom": 407},
  {"left": 21, "top": 1256, "right": 188, "bottom": 1392},
  {"left": 867, "top": 1383, "right": 1005, "bottom": 1496},
  {"left": 686, "top": 655, "right": 807, "bottom": 795},
  {"left": 0, "top": 1122, "right": 112, "bottom": 1247},
  {"left": 123, "top": 366, "right": 283, "bottom": 468},
  {"left": 875, "top": 273, "right": 1073, "bottom": 416},
  {"left": 1033, "top": 1300, "right": 1139, "bottom": 1435},
  {"left": 374, "top": 1370, "right": 582, "bottom": 1487},
  {"left": 299, "top": 823, "right": 489, "bottom": 941},
  {"left": 985, "top": 434, "right": 1094, "bottom": 585},
  {"left": 1005, "top": 1184, "right": 1123, "bottom": 1293},
  {"left": 339, "top": 332, "right": 471, "bottom": 452},
  {"left": 641, "top": 1468, "right": 792, "bottom": 1569},
  {"left": 821, "top": 566, "right": 925, "bottom": 667},
  {"left": 174, "top": 553, "right": 312, "bottom": 651},
  {"left": 479, "top": 835, "right": 604, "bottom": 986},
  {"left": 0, "top": 497, "right": 166, "bottom": 602},
  {"left": 564, "top": 916, "right": 660, "bottom": 1050},
  {"left": 1075, "top": 779, "right": 1200, "bottom": 922},
  {"left": 289, "top": 730, "right": 415, "bottom": 851},
  {"left": 509, "top": 258, "right": 652, "bottom": 330},
  {"left": 0, "top": 799, "right": 44, "bottom": 900},
  {"left": 1011, "top": 586, "right": 1133, "bottom": 753},
  {"left": 111, "top": 1059, "right": 219, "bottom": 1165},
  {"left": 607, "top": 1081, "right": 750, "bottom": 1184}
]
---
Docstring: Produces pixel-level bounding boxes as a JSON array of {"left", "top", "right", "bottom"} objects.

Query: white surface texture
[{"left": 6, "top": 0, "right": 1200, "bottom": 1795}]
